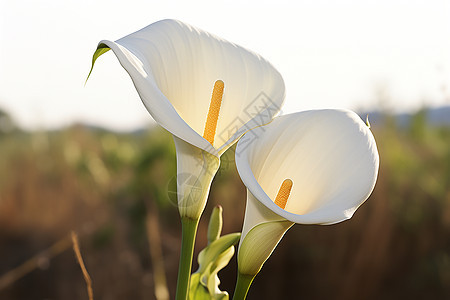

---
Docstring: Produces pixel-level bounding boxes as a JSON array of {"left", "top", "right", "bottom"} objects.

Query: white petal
[
  {"left": 173, "top": 136, "right": 220, "bottom": 219},
  {"left": 236, "top": 109, "right": 379, "bottom": 225},
  {"left": 92, "top": 19, "right": 285, "bottom": 155}
]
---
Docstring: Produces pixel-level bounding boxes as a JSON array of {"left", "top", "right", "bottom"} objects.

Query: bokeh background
[{"left": 1, "top": 0, "right": 450, "bottom": 299}]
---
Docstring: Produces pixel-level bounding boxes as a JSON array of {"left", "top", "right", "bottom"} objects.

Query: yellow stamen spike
[
  {"left": 274, "top": 179, "right": 293, "bottom": 210},
  {"left": 203, "top": 80, "right": 224, "bottom": 146}
]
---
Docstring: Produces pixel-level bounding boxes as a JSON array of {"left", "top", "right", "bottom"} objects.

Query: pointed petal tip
[
  {"left": 365, "top": 114, "right": 371, "bottom": 128},
  {"left": 85, "top": 44, "right": 111, "bottom": 86}
]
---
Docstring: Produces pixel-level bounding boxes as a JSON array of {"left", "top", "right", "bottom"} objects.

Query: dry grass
[
  {"left": 0, "top": 114, "right": 449, "bottom": 299},
  {"left": 71, "top": 232, "right": 94, "bottom": 300}
]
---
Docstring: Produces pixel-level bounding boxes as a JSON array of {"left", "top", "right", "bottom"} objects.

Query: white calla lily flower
[
  {"left": 88, "top": 19, "right": 285, "bottom": 219},
  {"left": 234, "top": 109, "right": 379, "bottom": 291}
]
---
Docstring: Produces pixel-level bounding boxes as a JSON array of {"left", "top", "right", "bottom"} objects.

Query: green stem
[
  {"left": 232, "top": 272, "right": 256, "bottom": 300},
  {"left": 175, "top": 217, "right": 199, "bottom": 300}
]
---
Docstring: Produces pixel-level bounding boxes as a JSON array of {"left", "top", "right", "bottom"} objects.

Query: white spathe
[
  {"left": 89, "top": 19, "right": 285, "bottom": 219},
  {"left": 90, "top": 19, "right": 285, "bottom": 155},
  {"left": 235, "top": 109, "right": 379, "bottom": 275}
]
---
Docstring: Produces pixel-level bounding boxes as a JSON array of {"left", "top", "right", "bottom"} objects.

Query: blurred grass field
[{"left": 0, "top": 107, "right": 449, "bottom": 299}]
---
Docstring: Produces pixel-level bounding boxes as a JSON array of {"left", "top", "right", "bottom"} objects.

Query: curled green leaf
[
  {"left": 85, "top": 44, "right": 110, "bottom": 84},
  {"left": 197, "top": 233, "right": 240, "bottom": 274},
  {"left": 208, "top": 205, "right": 223, "bottom": 244},
  {"left": 190, "top": 210, "right": 240, "bottom": 300}
]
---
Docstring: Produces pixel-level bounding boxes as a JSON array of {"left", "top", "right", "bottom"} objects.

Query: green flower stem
[
  {"left": 232, "top": 272, "right": 256, "bottom": 300},
  {"left": 175, "top": 217, "right": 199, "bottom": 300}
]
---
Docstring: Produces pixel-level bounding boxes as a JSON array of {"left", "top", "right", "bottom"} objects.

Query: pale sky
[{"left": 1, "top": 0, "right": 449, "bottom": 131}]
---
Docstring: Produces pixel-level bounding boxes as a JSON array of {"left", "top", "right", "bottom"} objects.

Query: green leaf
[
  {"left": 207, "top": 205, "right": 223, "bottom": 243},
  {"left": 190, "top": 208, "right": 240, "bottom": 299},
  {"left": 189, "top": 273, "right": 212, "bottom": 300},
  {"left": 85, "top": 44, "right": 111, "bottom": 84},
  {"left": 197, "top": 233, "right": 240, "bottom": 274},
  {"left": 206, "top": 246, "right": 234, "bottom": 299}
]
